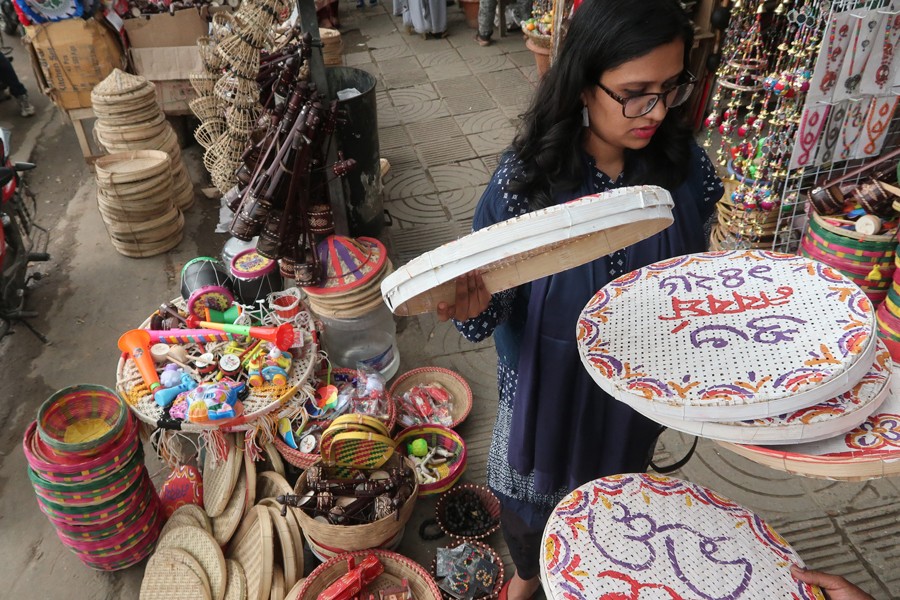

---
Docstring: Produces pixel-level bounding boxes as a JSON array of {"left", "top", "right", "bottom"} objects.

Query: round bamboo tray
[
  {"left": 95, "top": 151, "right": 170, "bottom": 185},
  {"left": 292, "top": 455, "right": 418, "bottom": 553}
]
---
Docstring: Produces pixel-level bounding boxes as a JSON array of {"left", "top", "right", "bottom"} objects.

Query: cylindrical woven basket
[
  {"left": 36, "top": 385, "right": 128, "bottom": 456},
  {"left": 292, "top": 455, "right": 418, "bottom": 553},
  {"left": 434, "top": 483, "right": 501, "bottom": 543},
  {"left": 430, "top": 540, "right": 504, "bottom": 599},
  {"left": 394, "top": 424, "right": 467, "bottom": 495},
  {"left": 389, "top": 367, "right": 473, "bottom": 429},
  {"left": 292, "top": 549, "right": 442, "bottom": 600}
]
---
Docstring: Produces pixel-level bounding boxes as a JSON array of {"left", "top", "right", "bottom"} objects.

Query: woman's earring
[{"left": 582, "top": 105, "right": 589, "bottom": 127}]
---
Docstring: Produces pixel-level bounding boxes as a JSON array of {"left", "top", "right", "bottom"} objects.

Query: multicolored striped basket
[
  {"left": 23, "top": 386, "right": 161, "bottom": 571},
  {"left": 37, "top": 385, "right": 129, "bottom": 456},
  {"left": 394, "top": 424, "right": 467, "bottom": 495}
]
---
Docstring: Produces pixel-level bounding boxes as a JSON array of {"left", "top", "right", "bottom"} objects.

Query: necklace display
[{"left": 704, "top": 0, "right": 824, "bottom": 251}]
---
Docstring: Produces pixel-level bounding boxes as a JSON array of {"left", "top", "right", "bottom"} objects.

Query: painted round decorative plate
[
  {"left": 381, "top": 186, "right": 674, "bottom": 316},
  {"left": 578, "top": 250, "right": 876, "bottom": 421},
  {"left": 540, "top": 474, "right": 824, "bottom": 600},
  {"left": 637, "top": 341, "right": 892, "bottom": 444},
  {"left": 719, "top": 364, "right": 900, "bottom": 481}
]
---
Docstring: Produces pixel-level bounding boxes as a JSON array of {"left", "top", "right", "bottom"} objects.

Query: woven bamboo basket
[
  {"left": 190, "top": 72, "right": 220, "bottom": 97},
  {"left": 215, "top": 72, "right": 261, "bottom": 108},
  {"left": 293, "top": 550, "right": 442, "bottom": 600},
  {"left": 95, "top": 151, "right": 170, "bottom": 185},
  {"left": 211, "top": 12, "right": 236, "bottom": 40},
  {"left": 190, "top": 96, "right": 223, "bottom": 122},
  {"left": 196, "top": 118, "right": 228, "bottom": 150},
  {"left": 37, "top": 385, "right": 129, "bottom": 456},
  {"left": 231, "top": 9, "right": 275, "bottom": 45},
  {"left": 197, "top": 36, "right": 225, "bottom": 71},
  {"left": 292, "top": 455, "right": 419, "bottom": 553},
  {"left": 389, "top": 367, "right": 473, "bottom": 429},
  {"left": 430, "top": 540, "right": 504, "bottom": 600},
  {"left": 226, "top": 105, "right": 262, "bottom": 136},
  {"left": 394, "top": 424, "right": 467, "bottom": 495}
]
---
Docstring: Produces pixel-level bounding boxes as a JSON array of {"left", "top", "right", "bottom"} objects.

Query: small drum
[
  {"left": 230, "top": 249, "right": 283, "bottom": 307},
  {"left": 180, "top": 257, "right": 235, "bottom": 319}
]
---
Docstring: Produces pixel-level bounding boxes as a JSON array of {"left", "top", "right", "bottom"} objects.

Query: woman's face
[{"left": 582, "top": 38, "right": 686, "bottom": 155}]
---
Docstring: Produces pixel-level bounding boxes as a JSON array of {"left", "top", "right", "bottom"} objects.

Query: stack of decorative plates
[
  {"left": 23, "top": 385, "right": 161, "bottom": 571},
  {"left": 578, "top": 250, "right": 894, "bottom": 462},
  {"left": 320, "top": 28, "right": 344, "bottom": 66},
  {"left": 91, "top": 69, "right": 194, "bottom": 211},
  {"left": 142, "top": 435, "right": 304, "bottom": 600},
  {"left": 540, "top": 474, "right": 824, "bottom": 599},
  {"left": 303, "top": 235, "right": 394, "bottom": 319},
  {"left": 708, "top": 199, "right": 780, "bottom": 250},
  {"left": 94, "top": 150, "right": 184, "bottom": 258}
]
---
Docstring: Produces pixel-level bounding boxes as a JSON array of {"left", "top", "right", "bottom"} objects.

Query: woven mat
[
  {"left": 171, "top": 503, "right": 212, "bottom": 533},
  {"left": 270, "top": 566, "right": 284, "bottom": 600},
  {"left": 256, "top": 471, "right": 292, "bottom": 501},
  {"left": 259, "top": 499, "right": 303, "bottom": 583},
  {"left": 212, "top": 466, "right": 248, "bottom": 546},
  {"left": 227, "top": 505, "right": 274, "bottom": 600},
  {"left": 224, "top": 559, "right": 248, "bottom": 600},
  {"left": 261, "top": 443, "right": 285, "bottom": 477},
  {"left": 156, "top": 526, "right": 227, "bottom": 600},
  {"left": 265, "top": 505, "right": 298, "bottom": 590},
  {"left": 243, "top": 454, "right": 257, "bottom": 518},
  {"left": 159, "top": 512, "right": 202, "bottom": 541},
  {"left": 205, "top": 441, "right": 242, "bottom": 518},
  {"left": 140, "top": 547, "right": 212, "bottom": 600}
]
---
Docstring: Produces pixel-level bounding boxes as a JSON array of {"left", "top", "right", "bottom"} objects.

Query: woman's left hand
[{"left": 436, "top": 271, "right": 491, "bottom": 322}]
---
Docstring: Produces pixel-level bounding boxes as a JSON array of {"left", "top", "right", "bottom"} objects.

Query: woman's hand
[
  {"left": 436, "top": 271, "right": 491, "bottom": 322},
  {"left": 791, "top": 565, "right": 874, "bottom": 600}
]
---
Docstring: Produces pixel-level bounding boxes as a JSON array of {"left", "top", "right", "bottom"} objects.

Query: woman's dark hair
[{"left": 510, "top": 0, "right": 695, "bottom": 208}]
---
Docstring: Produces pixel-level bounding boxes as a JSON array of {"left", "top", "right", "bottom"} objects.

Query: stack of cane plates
[
  {"left": 142, "top": 433, "right": 304, "bottom": 599},
  {"left": 303, "top": 235, "right": 393, "bottom": 319},
  {"left": 94, "top": 150, "right": 184, "bottom": 258},
  {"left": 320, "top": 28, "right": 344, "bottom": 66},
  {"left": 578, "top": 250, "right": 890, "bottom": 440},
  {"left": 92, "top": 69, "right": 194, "bottom": 211}
]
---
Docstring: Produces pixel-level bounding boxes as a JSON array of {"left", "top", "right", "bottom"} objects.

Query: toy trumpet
[
  {"left": 197, "top": 321, "right": 295, "bottom": 351},
  {"left": 146, "top": 328, "right": 238, "bottom": 345},
  {"left": 118, "top": 329, "right": 161, "bottom": 391}
]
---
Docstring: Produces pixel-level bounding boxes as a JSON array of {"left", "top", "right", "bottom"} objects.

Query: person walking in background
[
  {"left": 475, "top": 0, "right": 531, "bottom": 45},
  {"left": 439, "top": 0, "right": 722, "bottom": 597},
  {"left": 0, "top": 52, "right": 34, "bottom": 117}
]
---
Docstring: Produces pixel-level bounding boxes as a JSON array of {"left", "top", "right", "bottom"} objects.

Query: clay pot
[{"left": 525, "top": 36, "right": 551, "bottom": 78}]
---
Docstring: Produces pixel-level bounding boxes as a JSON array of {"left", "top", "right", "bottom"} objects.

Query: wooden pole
[{"left": 296, "top": 0, "right": 350, "bottom": 236}]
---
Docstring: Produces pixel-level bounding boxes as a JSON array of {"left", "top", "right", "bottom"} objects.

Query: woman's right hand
[
  {"left": 436, "top": 271, "right": 491, "bottom": 322},
  {"left": 791, "top": 566, "right": 874, "bottom": 600}
]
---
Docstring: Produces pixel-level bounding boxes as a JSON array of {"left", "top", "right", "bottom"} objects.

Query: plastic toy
[
  {"left": 197, "top": 320, "right": 295, "bottom": 351},
  {"left": 172, "top": 380, "right": 244, "bottom": 423},
  {"left": 408, "top": 438, "right": 428, "bottom": 457},
  {"left": 319, "top": 554, "right": 385, "bottom": 600},
  {"left": 154, "top": 372, "right": 199, "bottom": 407},
  {"left": 247, "top": 345, "right": 293, "bottom": 387},
  {"left": 118, "top": 329, "right": 160, "bottom": 391}
]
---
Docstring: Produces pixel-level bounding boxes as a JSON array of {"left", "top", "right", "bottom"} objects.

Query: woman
[{"left": 436, "top": 0, "right": 724, "bottom": 597}]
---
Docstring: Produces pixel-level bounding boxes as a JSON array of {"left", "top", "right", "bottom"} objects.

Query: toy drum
[
  {"left": 230, "top": 248, "right": 283, "bottom": 307},
  {"left": 180, "top": 257, "right": 234, "bottom": 319}
]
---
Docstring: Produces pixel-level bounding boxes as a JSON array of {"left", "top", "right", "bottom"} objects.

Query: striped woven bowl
[
  {"left": 395, "top": 424, "right": 467, "bottom": 495},
  {"left": 37, "top": 385, "right": 128, "bottom": 456}
]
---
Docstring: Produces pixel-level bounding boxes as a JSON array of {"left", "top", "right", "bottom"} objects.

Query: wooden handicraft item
[
  {"left": 380, "top": 185, "right": 675, "bottom": 316},
  {"left": 719, "top": 368, "right": 900, "bottom": 481},
  {"left": 539, "top": 474, "right": 823, "bottom": 600},
  {"left": 577, "top": 250, "right": 877, "bottom": 422}
]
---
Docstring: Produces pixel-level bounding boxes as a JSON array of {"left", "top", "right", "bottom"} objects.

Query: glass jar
[{"left": 317, "top": 304, "right": 400, "bottom": 381}]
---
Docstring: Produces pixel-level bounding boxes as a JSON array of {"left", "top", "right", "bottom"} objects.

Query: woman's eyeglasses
[{"left": 596, "top": 74, "right": 697, "bottom": 118}]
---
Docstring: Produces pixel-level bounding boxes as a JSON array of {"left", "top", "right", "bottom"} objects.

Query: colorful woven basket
[
  {"left": 395, "top": 424, "right": 467, "bottom": 495},
  {"left": 389, "top": 367, "right": 474, "bottom": 429},
  {"left": 37, "top": 385, "right": 128, "bottom": 456},
  {"left": 292, "top": 549, "right": 442, "bottom": 600}
]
